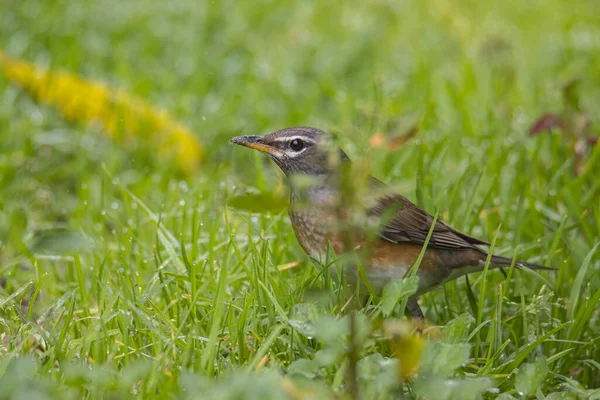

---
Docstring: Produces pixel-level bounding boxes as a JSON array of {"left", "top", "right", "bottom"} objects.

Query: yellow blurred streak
[
  {"left": 384, "top": 319, "right": 425, "bottom": 379},
  {"left": 0, "top": 51, "right": 203, "bottom": 174}
]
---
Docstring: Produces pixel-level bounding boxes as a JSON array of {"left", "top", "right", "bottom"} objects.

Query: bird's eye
[{"left": 289, "top": 139, "right": 304, "bottom": 151}]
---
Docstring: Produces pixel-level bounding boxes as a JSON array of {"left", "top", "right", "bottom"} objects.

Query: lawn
[{"left": 1, "top": 0, "right": 599, "bottom": 398}]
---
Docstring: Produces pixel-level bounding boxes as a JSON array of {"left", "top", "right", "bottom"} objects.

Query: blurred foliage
[{"left": 0, "top": 51, "right": 204, "bottom": 173}]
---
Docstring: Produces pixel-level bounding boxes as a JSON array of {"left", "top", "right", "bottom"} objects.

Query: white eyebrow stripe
[
  {"left": 272, "top": 136, "right": 316, "bottom": 143},
  {"left": 285, "top": 148, "right": 308, "bottom": 157}
]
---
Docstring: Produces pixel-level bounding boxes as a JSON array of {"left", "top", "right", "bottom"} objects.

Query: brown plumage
[{"left": 231, "top": 127, "right": 552, "bottom": 320}]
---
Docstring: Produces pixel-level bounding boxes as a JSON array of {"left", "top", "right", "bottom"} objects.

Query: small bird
[{"left": 231, "top": 127, "right": 551, "bottom": 320}]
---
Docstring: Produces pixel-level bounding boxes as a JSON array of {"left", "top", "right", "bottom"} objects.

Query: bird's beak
[{"left": 230, "top": 135, "right": 280, "bottom": 156}]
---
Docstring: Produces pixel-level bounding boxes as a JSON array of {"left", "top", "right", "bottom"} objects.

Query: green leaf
[
  {"left": 545, "top": 393, "right": 574, "bottom": 400},
  {"left": 357, "top": 354, "right": 400, "bottom": 398},
  {"left": 442, "top": 312, "right": 475, "bottom": 343},
  {"left": 496, "top": 394, "right": 516, "bottom": 400},
  {"left": 381, "top": 276, "right": 419, "bottom": 316},
  {"left": 421, "top": 342, "right": 471, "bottom": 377},
  {"left": 313, "top": 315, "right": 349, "bottom": 346},
  {"left": 348, "top": 313, "right": 373, "bottom": 346},
  {"left": 288, "top": 302, "right": 327, "bottom": 338},
  {"left": 0, "top": 356, "right": 38, "bottom": 396},
  {"left": 180, "top": 370, "right": 288, "bottom": 400},
  {"left": 29, "top": 228, "right": 93, "bottom": 255},
  {"left": 287, "top": 358, "right": 318, "bottom": 379},
  {"left": 228, "top": 188, "right": 287, "bottom": 213},
  {"left": 414, "top": 376, "right": 493, "bottom": 400},
  {"left": 314, "top": 349, "right": 344, "bottom": 368},
  {"left": 515, "top": 358, "right": 549, "bottom": 397}
]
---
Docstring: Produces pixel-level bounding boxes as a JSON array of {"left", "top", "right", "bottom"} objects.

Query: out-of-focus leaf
[
  {"left": 119, "top": 359, "right": 154, "bottom": 390},
  {"left": 545, "top": 392, "right": 574, "bottom": 400},
  {"left": 313, "top": 315, "right": 350, "bottom": 346},
  {"left": 496, "top": 394, "right": 516, "bottom": 400},
  {"left": 348, "top": 313, "right": 373, "bottom": 347},
  {"left": 281, "top": 376, "right": 336, "bottom": 400},
  {"left": 314, "top": 349, "right": 344, "bottom": 368},
  {"left": 381, "top": 276, "right": 419, "bottom": 316},
  {"left": 357, "top": 354, "right": 400, "bottom": 398},
  {"left": 287, "top": 359, "right": 318, "bottom": 379},
  {"left": 515, "top": 358, "right": 549, "bottom": 397},
  {"left": 287, "top": 303, "right": 327, "bottom": 338},
  {"left": 414, "top": 376, "right": 493, "bottom": 400},
  {"left": 228, "top": 189, "right": 287, "bottom": 214},
  {"left": 62, "top": 361, "right": 93, "bottom": 387},
  {"left": 421, "top": 341, "right": 471, "bottom": 377},
  {"left": 180, "top": 370, "right": 288, "bottom": 400},
  {"left": 29, "top": 228, "right": 93, "bottom": 255},
  {"left": 0, "top": 356, "right": 39, "bottom": 396},
  {"left": 442, "top": 312, "right": 475, "bottom": 343}
]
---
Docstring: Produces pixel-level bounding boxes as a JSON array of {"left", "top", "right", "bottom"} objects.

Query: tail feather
[{"left": 489, "top": 255, "right": 556, "bottom": 271}]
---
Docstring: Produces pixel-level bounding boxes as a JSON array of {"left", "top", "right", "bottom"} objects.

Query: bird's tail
[{"left": 489, "top": 255, "right": 555, "bottom": 271}]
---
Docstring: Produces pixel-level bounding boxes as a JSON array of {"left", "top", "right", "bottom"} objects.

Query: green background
[{"left": 1, "top": 0, "right": 599, "bottom": 398}]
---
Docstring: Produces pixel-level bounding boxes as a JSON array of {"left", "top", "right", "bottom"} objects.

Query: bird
[{"left": 230, "top": 126, "right": 551, "bottom": 320}]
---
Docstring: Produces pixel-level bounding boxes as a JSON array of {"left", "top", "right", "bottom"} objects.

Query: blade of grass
[
  {"left": 566, "top": 242, "right": 599, "bottom": 322},
  {"left": 200, "top": 242, "right": 230, "bottom": 374},
  {"left": 475, "top": 226, "right": 500, "bottom": 362},
  {"left": 247, "top": 325, "right": 285, "bottom": 371}
]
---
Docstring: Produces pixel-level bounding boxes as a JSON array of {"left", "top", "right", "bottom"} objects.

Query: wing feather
[{"left": 367, "top": 191, "right": 489, "bottom": 250}]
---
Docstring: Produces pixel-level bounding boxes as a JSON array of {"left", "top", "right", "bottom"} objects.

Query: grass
[{"left": 1, "top": 0, "right": 599, "bottom": 398}]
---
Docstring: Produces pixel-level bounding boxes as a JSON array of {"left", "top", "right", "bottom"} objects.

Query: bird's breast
[
  {"left": 289, "top": 209, "right": 452, "bottom": 294},
  {"left": 288, "top": 209, "right": 334, "bottom": 259},
  {"left": 287, "top": 188, "right": 454, "bottom": 295}
]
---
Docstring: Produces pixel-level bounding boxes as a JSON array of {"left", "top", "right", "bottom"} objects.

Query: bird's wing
[{"left": 367, "top": 192, "right": 490, "bottom": 250}]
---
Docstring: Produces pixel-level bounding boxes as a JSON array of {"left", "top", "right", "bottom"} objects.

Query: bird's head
[{"left": 231, "top": 126, "right": 349, "bottom": 176}]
